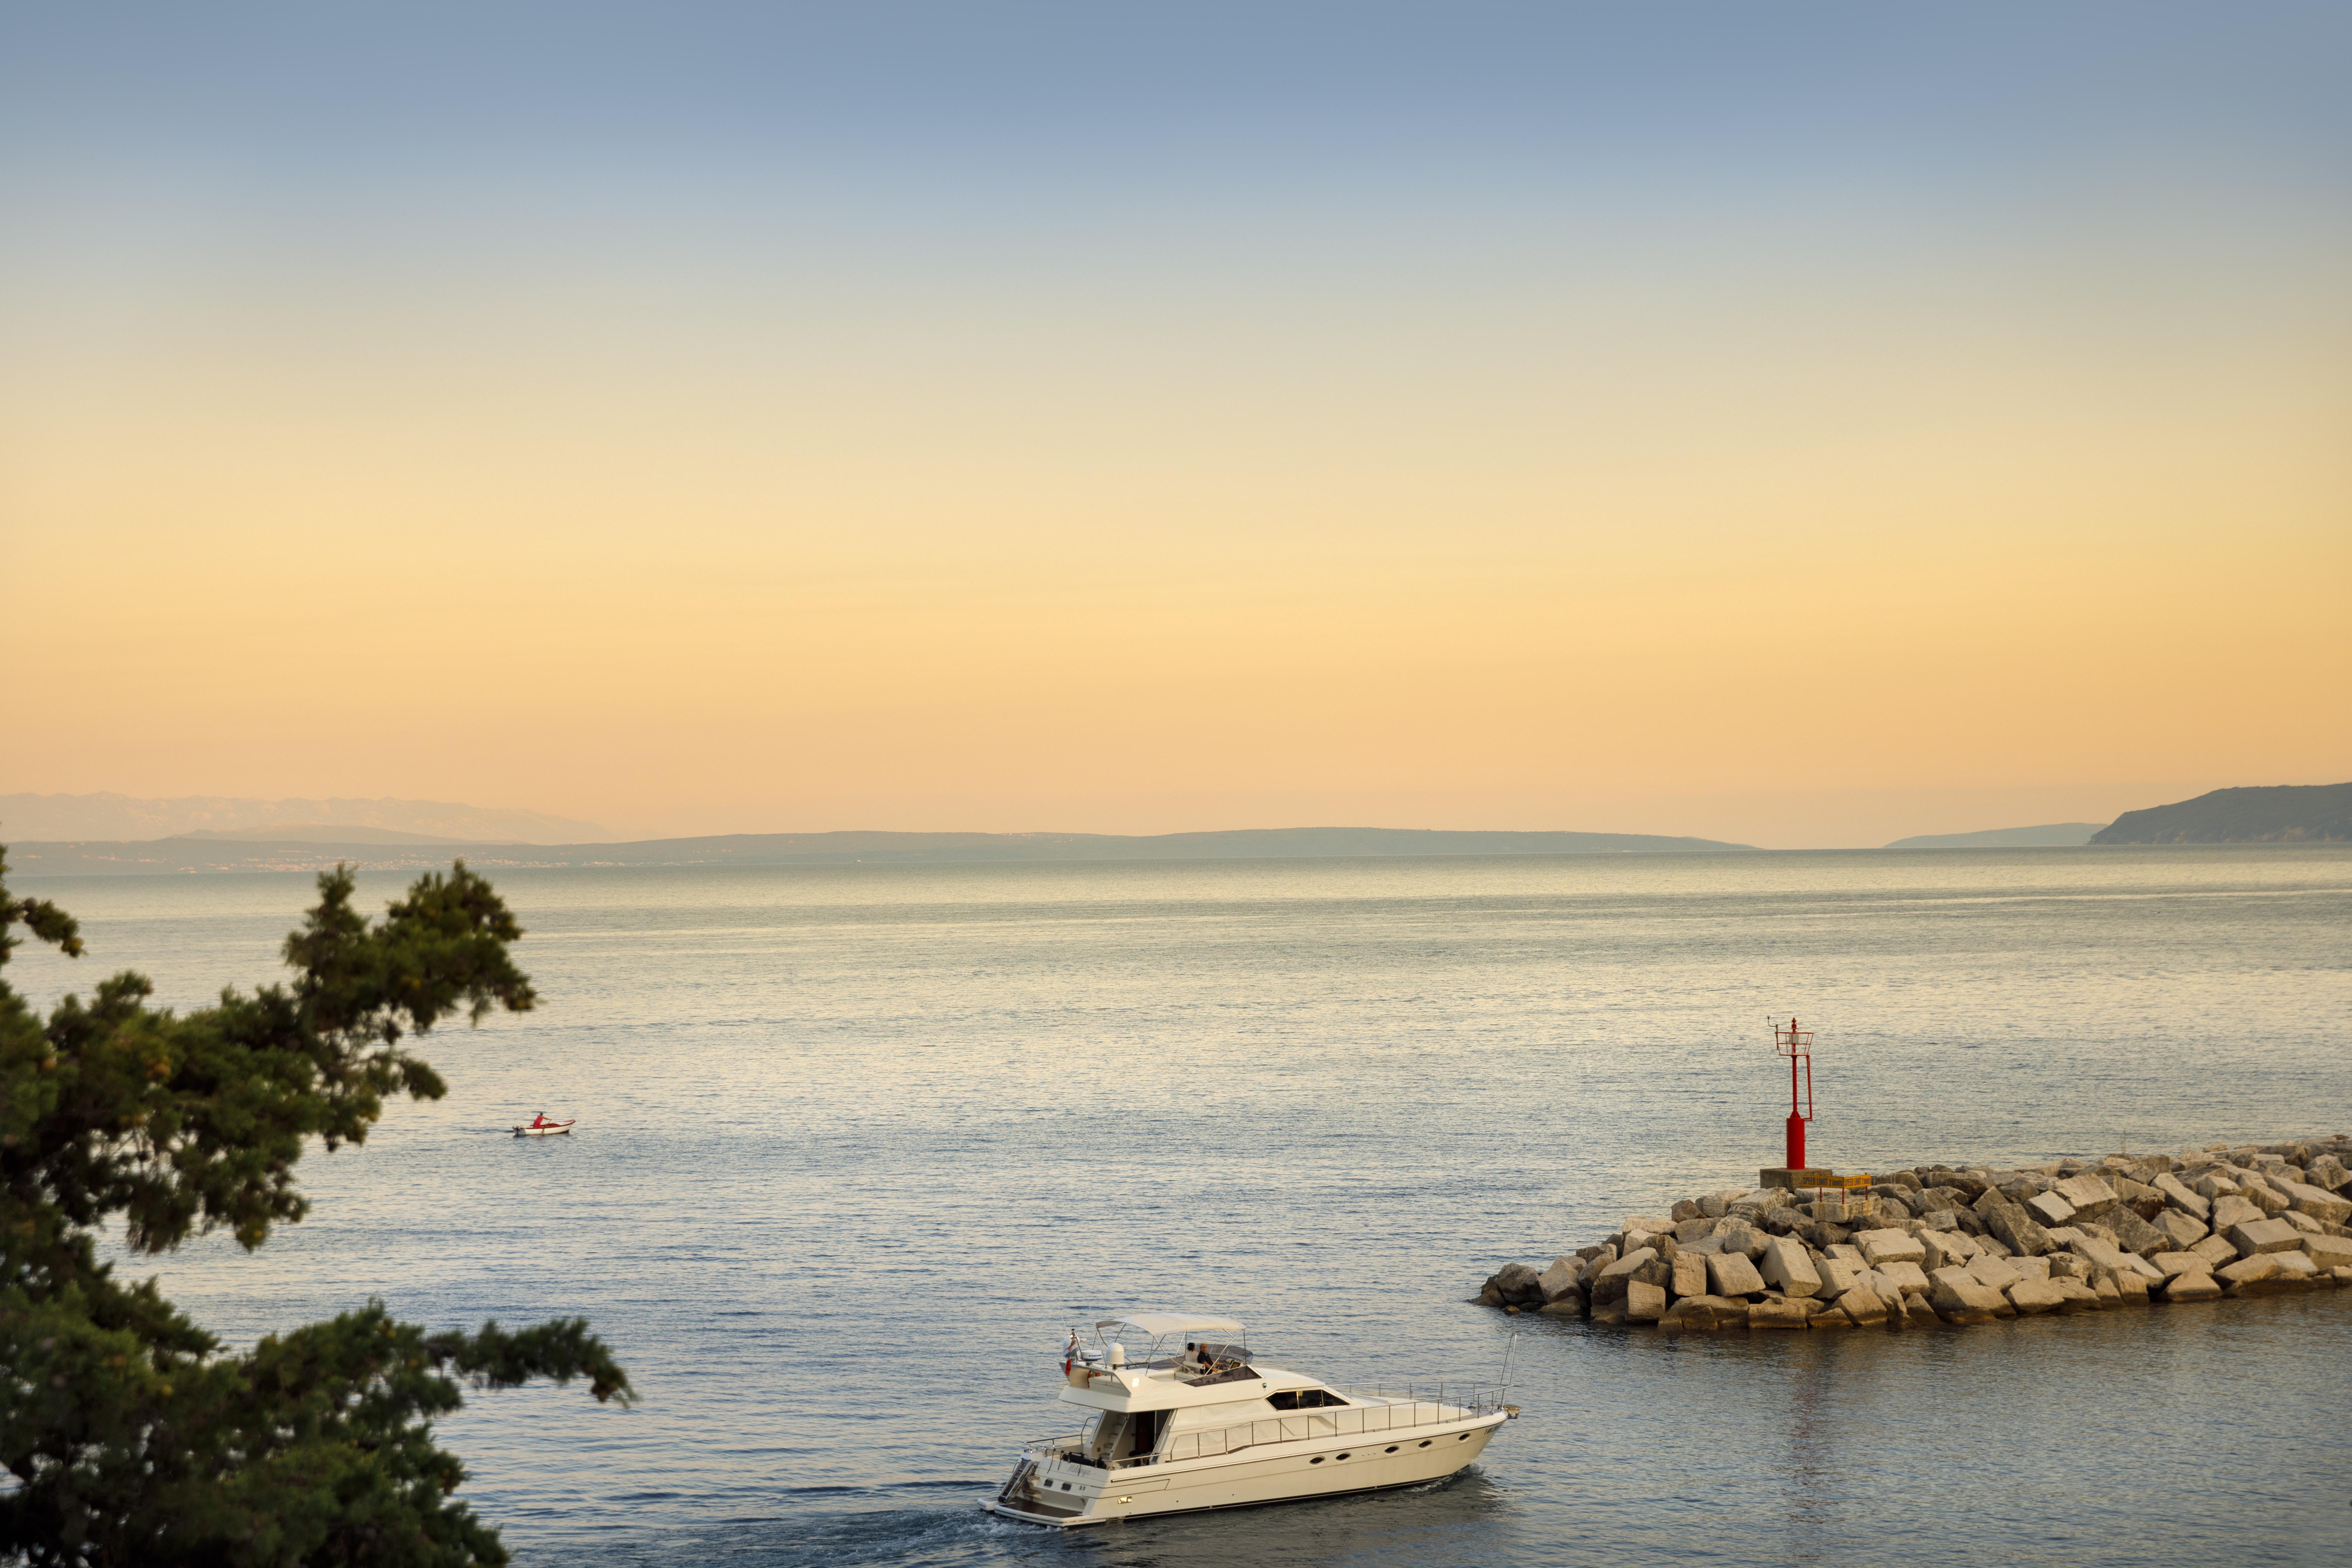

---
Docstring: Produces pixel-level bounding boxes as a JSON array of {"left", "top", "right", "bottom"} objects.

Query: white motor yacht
[{"left": 984, "top": 1312, "right": 1515, "bottom": 1527}]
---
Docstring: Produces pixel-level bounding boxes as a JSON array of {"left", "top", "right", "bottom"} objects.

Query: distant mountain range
[
  {"left": 0, "top": 792, "right": 610, "bottom": 844},
  {"left": 1883, "top": 823, "right": 2104, "bottom": 849},
  {"left": 3, "top": 825, "right": 1752, "bottom": 877},
  {"left": 2092, "top": 784, "right": 2352, "bottom": 844}
]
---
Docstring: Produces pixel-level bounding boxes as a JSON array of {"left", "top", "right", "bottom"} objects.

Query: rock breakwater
[{"left": 1480, "top": 1137, "right": 2352, "bottom": 1330}]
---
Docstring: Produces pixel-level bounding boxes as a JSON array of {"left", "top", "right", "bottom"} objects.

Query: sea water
[{"left": 12, "top": 846, "right": 2350, "bottom": 1567}]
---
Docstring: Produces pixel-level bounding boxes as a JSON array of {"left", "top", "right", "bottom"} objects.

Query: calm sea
[{"left": 13, "top": 847, "right": 2352, "bottom": 1567}]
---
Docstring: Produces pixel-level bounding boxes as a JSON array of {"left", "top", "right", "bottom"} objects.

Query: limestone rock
[
  {"left": 1930, "top": 1273, "right": 2010, "bottom": 1324},
  {"left": 1625, "top": 1280, "right": 1668, "bottom": 1322},
  {"left": 1590, "top": 1299, "right": 1630, "bottom": 1326},
  {"left": 1592, "top": 1247, "right": 1659, "bottom": 1304},
  {"left": 2157, "top": 1272, "right": 2221, "bottom": 1302},
  {"left": 2282, "top": 1209, "right": 2323, "bottom": 1236},
  {"left": 2189, "top": 1233, "right": 2239, "bottom": 1268},
  {"left": 2025, "top": 1191, "right": 2076, "bottom": 1228},
  {"left": 2052, "top": 1172, "right": 2118, "bottom": 1219},
  {"left": 2049, "top": 1276, "right": 2102, "bottom": 1312},
  {"left": 2301, "top": 1234, "right": 2352, "bottom": 1270},
  {"left": 1873, "top": 1261, "right": 1931, "bottom": 1297},
  {"left": 1836, "top": 1282, "right": 1889, "bottom": 1325},
  {"left": 2067, "top": 1236, "right": 2130, "bottom": 1275},
  {"left": 1818, "top": 1258, "right": 1869, "bottom": 1297},
  {"left": 2151, "top": 1209, "right": 2208, "bottom": 1251},
  {"left": 2272, "top": 1251, "right": 2320, "bottom": 1284},
  {"left": 2100, "top": 1206, "right": 2168, "bottom": 1256},
  {"left": 1759, "top": 1236, "right": 1823, "bottom": 1297},
  {"left": 1748, "top": 1298, "right": 1814, "bottom": 1329},
  {"left": 1807, "top": 1303, "right": 1854, "bottom": 1328},
  {"left": 1715, "top": 1220, "right": 1770, "bottom": 1260},
  {"left": 1537, "top": 1256, "right": 1583, "bottom": 1303},
  {"left": 2208, "top": 1194, "right": 2263, "bottom": 1233},
  {"left": 1974, "top": 1190, "right": 2051, "bottom": 1256},
  {"left": 1900, "top": 1293, "right": 1939, "bottom": 1328},
  {"left": 1676, "top": 1216, "right": 1720, "bottom": 1244},
  {"left": 2217, "top": 1253, "right": 2278, "bottom": 1286},
  {"left": 1670, "top": 1251, "right": 1710, "bottom": 1298},
  {"left": 1707, "top": 1252, "right": 1768, "bottom": 1297},
  {"left": 1660, "top": 1293, "right": 1750, "bottom": 1329},
  {"left": 2308, "top": 1154, "right": 2351, "bottom": 1192},
  {"left": 2227, "top": 1218, "right": 2301, "bottom": 1258},
  {"left": 2148, "top": 1252, "right": 2207, "bottom": 1279},
  {"left": 1920, "top": 1230, "right": 1980, "bottom": 1271},
  {"left": 1856, "top": 1228, "right": 1926, "bottom": 1266},
  {"left": 2281, "top": 1180, "right": 2352, "bottom": 1225},
  {"left": 1965, "top": 1254, "right": 2024, "bottom": 1293},
  {"left": 2154, "top": 1172, "right": 2210, "bottom": 1219},
  {"left": 1537, "top": 1293, "right": 1586, "bottom": 1316}
]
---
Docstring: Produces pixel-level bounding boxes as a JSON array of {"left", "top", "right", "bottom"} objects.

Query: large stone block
[
  {"left": 2158, "top": 1272, "right": 2222, "bottom": 1302},
  {"left": 2189, "top": 1233, "right": 2239, "bottom": 1268},
  {"left": 2149, "top": 1252, "right": 2207, "bottom": 1279},
  {"left": 1930, "top": 1274, "right": 2009, "bottom": 1324},
  {"left": 1818, "top": 1257, "right": 1868, "bottom": 1297},
  {"left": 1676, "top": 1216, "right": 1720, "bottom": 1244},
  {"left": 1538, "top": 1291, "right": 1586, "bottom": 1316},
  {"left": 2227, "top": 1219, "right": 2301, "bottom": 1258},
  {"left": 1660, "top": 1293, "right": 1750, "bottom": 1329},
  {"left": 2052, "top": 1173, "right": 2118, "bottom": 1219},
  {"left": 2302, "top": 1234, "right": 2352, "bottom": 1271},
  {"left": 2281, "top": 1180, "right": 2352, "bottom": 1225},
  {"left": 2217, "top": 1253, "right": 2279, "bottom": 1286},
  {"left": 2151, "top": 1209, "right": 2208, "bottom": 1250},
  {"left": 1715, "top": 1221, "right": 1770, "bottom": 1260},
  {"left": 1975, "top": 1191, "right": 2052, "bottom": 1257},
  {"left": 2025, "top": 1191, "right": 2077, "bottom": 1228},
  {"left": 1758, "top": 1236, "right": 1823, "bottom": 1297},
  {"left": 1668, "top": 1251, "right": 1710, "bottom": 1298},
  {"left": 1856, "top": 1228, "right": 1926, "bottom": 1266},
  {"left": 1625, "top": 1280, "right": 1668, "bottom": 1322},
  {"left": 1966, "top": 1254, "right": 2024, "bottom": 1293},
  {"left": 2308, "top": 1154, "right": 2351, "bottom": 1192},
  {"left": 1836, "top": 1282, "right": 1889, "bottom": 1325},
  {"left": 2208, "top": 1195, "right": 2264, "bottom": 1233},
  {"left": 1748, "top": 1298, "right": 1814, "bottom": 1329},
  {"left": 2101, "top": 1206, "right": 2169, "bottom": 1257},
  {"left": 1707, "top": 1252, "right": 1768, "bottom": 1297},
  {"left": 1873, "top": 1261, "right": 1931, "bottom": 1297},
  {"left": 1537, "top": 1256, "right": 1583, "bottom": 1302},
  {"left": 1919, "top": 1230, "right": 1979, "bottom": 1271},
  {"left": 2068, "top": 1236, "right": 2130, "bottom": 1274},
  {"left": 2154, "top": 1172, "right": 2210, "bottom": 1219},
  {"left": 2048, "top": 1276, "right": 2102, "bottom": 1312},
  {"left": 2272, "top": 1251, "right": 2320, "bottom": 1284},
  {"left": 2111, "top": 1268, "right": 2152, "bottom": 1303},
  {"left": 2192, "top": 1171, "right": 2241, "bottom": 1200}
]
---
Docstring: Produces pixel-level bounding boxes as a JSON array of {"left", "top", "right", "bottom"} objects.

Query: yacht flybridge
[{"left": 985, "top": 1313, "right": 1515, "bottom": 1527}]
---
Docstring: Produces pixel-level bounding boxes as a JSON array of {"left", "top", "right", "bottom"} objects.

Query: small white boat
[
  {"left": 984, "top": 1312, "right": 1514, "bottom": 1527},
  {"left": 511, "top": 1119, "right": 575, "bottom": 1137}
]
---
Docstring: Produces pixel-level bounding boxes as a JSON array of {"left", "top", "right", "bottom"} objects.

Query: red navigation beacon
[{"left": 1774, "top": 1016, "right": 1815, "bottom": 1172}]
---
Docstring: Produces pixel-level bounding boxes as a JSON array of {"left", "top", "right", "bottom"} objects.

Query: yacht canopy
[{"left": 1097, "top": 1314, "right": 1245, "bottom": 1339}]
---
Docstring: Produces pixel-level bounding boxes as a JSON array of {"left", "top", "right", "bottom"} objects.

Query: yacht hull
[{"left": 985, "top": 1410, "right": 1504, "bottom": 1527}]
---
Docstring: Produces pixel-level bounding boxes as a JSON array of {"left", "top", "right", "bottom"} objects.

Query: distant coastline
[{"left": 2, "top": 826, "right": 1754, "bottom": 877}]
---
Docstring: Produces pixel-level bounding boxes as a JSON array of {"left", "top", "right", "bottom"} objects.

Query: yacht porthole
[
  {"left": 1309, "top": 1456, "right": 1324, "bottom": 1465},
  {"left": 1418, "top": 1440, "right": 1431, "bottom": 1448},
  {"left": 1457, "top": 1433, "right": 1469, "bottom": 1441},
  {"left": 1337, "top": 1452, "right": 1350, "bottom": 1460},
  {"left": 1385, "top": 1445, "right": 1399, "bottom": 1453},
  {"left": 1060, "top": 1482, "right": 1071, "bottom": 1490}
]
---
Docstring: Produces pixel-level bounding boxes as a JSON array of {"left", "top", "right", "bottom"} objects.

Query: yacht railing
[{"left": 1153, "top": 1385, "right": 1508, "bottom": 1464}]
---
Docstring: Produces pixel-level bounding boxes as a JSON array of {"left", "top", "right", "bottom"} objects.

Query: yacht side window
[{"left": 1266, "top": 1389, "right": 1351, "bottom": 1411}]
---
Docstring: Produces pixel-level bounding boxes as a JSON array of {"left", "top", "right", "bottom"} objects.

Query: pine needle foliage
[{"left": 1, "top": 854, "right": 630, "bottom": 1567}]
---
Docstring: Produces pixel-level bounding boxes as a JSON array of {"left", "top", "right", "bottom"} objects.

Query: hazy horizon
[
  {"left": 7, "top": 5, "right": 2347, "bottom": 845},
  {"left": 0, "top": 781, "right": 2321, "bottom": 852}
]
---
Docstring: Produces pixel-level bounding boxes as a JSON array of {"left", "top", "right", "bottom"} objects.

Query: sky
[{"left": 4, "top": 3, "right": 2348, "bottom": 847}]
